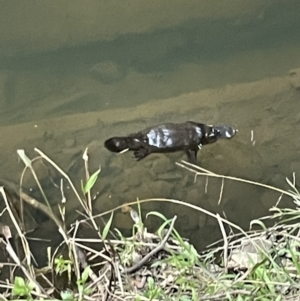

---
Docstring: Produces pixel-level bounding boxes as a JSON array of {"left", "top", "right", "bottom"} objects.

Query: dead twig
[{"left": 122, "top": 215, "right": 177, "bottom": 274}]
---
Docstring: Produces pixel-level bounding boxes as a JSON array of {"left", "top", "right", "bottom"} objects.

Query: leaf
[
  {"left": 130, "top": 208, "right": 140, "bottom": 224},
  {"left": 250, "top": 219, "right": 267, "bottom": 231},
  {"left": 191, "top": 288, "right": 197, "bottom": 301},
  {"left": 236, "top": 295, "right": 243, "bottom": 301},
  {"left": 147, "top": 276, "right": 154, "bottom": 287},
  {"left": 83, "top": 168, "right": 101, "bottom": 194},
  {"left": 81, "top": 266, "right": 90, "bottom": 284},
  {"left": 27, "top": 280, "right": 36, "bottom": 291},
  {"left": 77, "top": 283, "right": 84, "bottom": 295},
  {"left": 14, "top": 276, "right": 26, "bottom": 288},
  {"left": 114, "top": 228, "right": 123, "bottom": 239},
  {"left": 61, "top": 289, "right": 74, "bottom": 300},
  {"left": 12, "top": 277, "right": 27, "bottom": 296},
  {"left": 81, "top": 180, "right": 85, "bottom": 195},
  {"left": 146, "top": 211, "right": 167, "bottom": 221},
  {"left": 12, "top": 286, "right": 25, "bottom": 297},
  {"left": 157, "top": 219, "right": 172, "bottom": 239},
  {"left": 102, "top": 212, "right": 113, "bottom": 240}
]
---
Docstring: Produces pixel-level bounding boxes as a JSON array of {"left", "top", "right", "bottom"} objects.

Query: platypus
[{"left": 104, "top": 121, "right": 236, "bottom": 163}]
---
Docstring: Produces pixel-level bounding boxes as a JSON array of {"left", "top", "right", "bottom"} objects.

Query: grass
[{"left": 1, "top": 149, "right": 300, "bottom": 300}]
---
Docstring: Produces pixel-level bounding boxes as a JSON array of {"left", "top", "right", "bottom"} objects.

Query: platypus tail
[{"left": 104, "top": 136, "right": 142, "bottom": 153}]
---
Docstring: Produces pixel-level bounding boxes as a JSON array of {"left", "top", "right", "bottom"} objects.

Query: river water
[{"left": 0, "top": 1, "right": 300, "bottom": 254}]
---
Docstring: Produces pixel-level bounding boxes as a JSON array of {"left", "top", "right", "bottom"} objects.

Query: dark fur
[{"left": 104, "top": 121, "right": 236, "bottom": 162}]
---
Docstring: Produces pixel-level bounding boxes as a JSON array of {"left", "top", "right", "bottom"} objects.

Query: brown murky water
[{"left": 0, "top": 1, "right": 300, "bottom": 258}]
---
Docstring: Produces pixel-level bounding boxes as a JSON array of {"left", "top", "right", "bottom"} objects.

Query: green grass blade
[{"left": 83, "top": 168, "right": 101, "bottom": 194}]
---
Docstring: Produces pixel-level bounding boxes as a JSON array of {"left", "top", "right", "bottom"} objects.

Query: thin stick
[
  {"left": 218, "top": 177, "right": 225, "bottom": 205},
  {"left": 83, "top": 147, "right": 92, "bottom": 211},
  {"left": 176, "top": 161, "right": 298, "bottom": 200},
  {"left": 216, "top": 214, "right": 228, "bottom": 273},
  {"left": 205, "top": 175, "right": 208, "bottom": 193}
]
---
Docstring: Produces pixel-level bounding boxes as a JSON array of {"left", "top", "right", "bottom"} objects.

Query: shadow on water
[{"left": 0, "top": 1, "right": 300, "bottom": 262}]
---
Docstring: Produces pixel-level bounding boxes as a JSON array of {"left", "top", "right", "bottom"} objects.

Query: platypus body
[{"left": 104, "top": 121, "right": 236, "bottom": 163}]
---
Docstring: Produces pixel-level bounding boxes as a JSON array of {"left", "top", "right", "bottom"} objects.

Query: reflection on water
[{"left": 0, "top": 1, "right": 300, "bottom": 253}]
